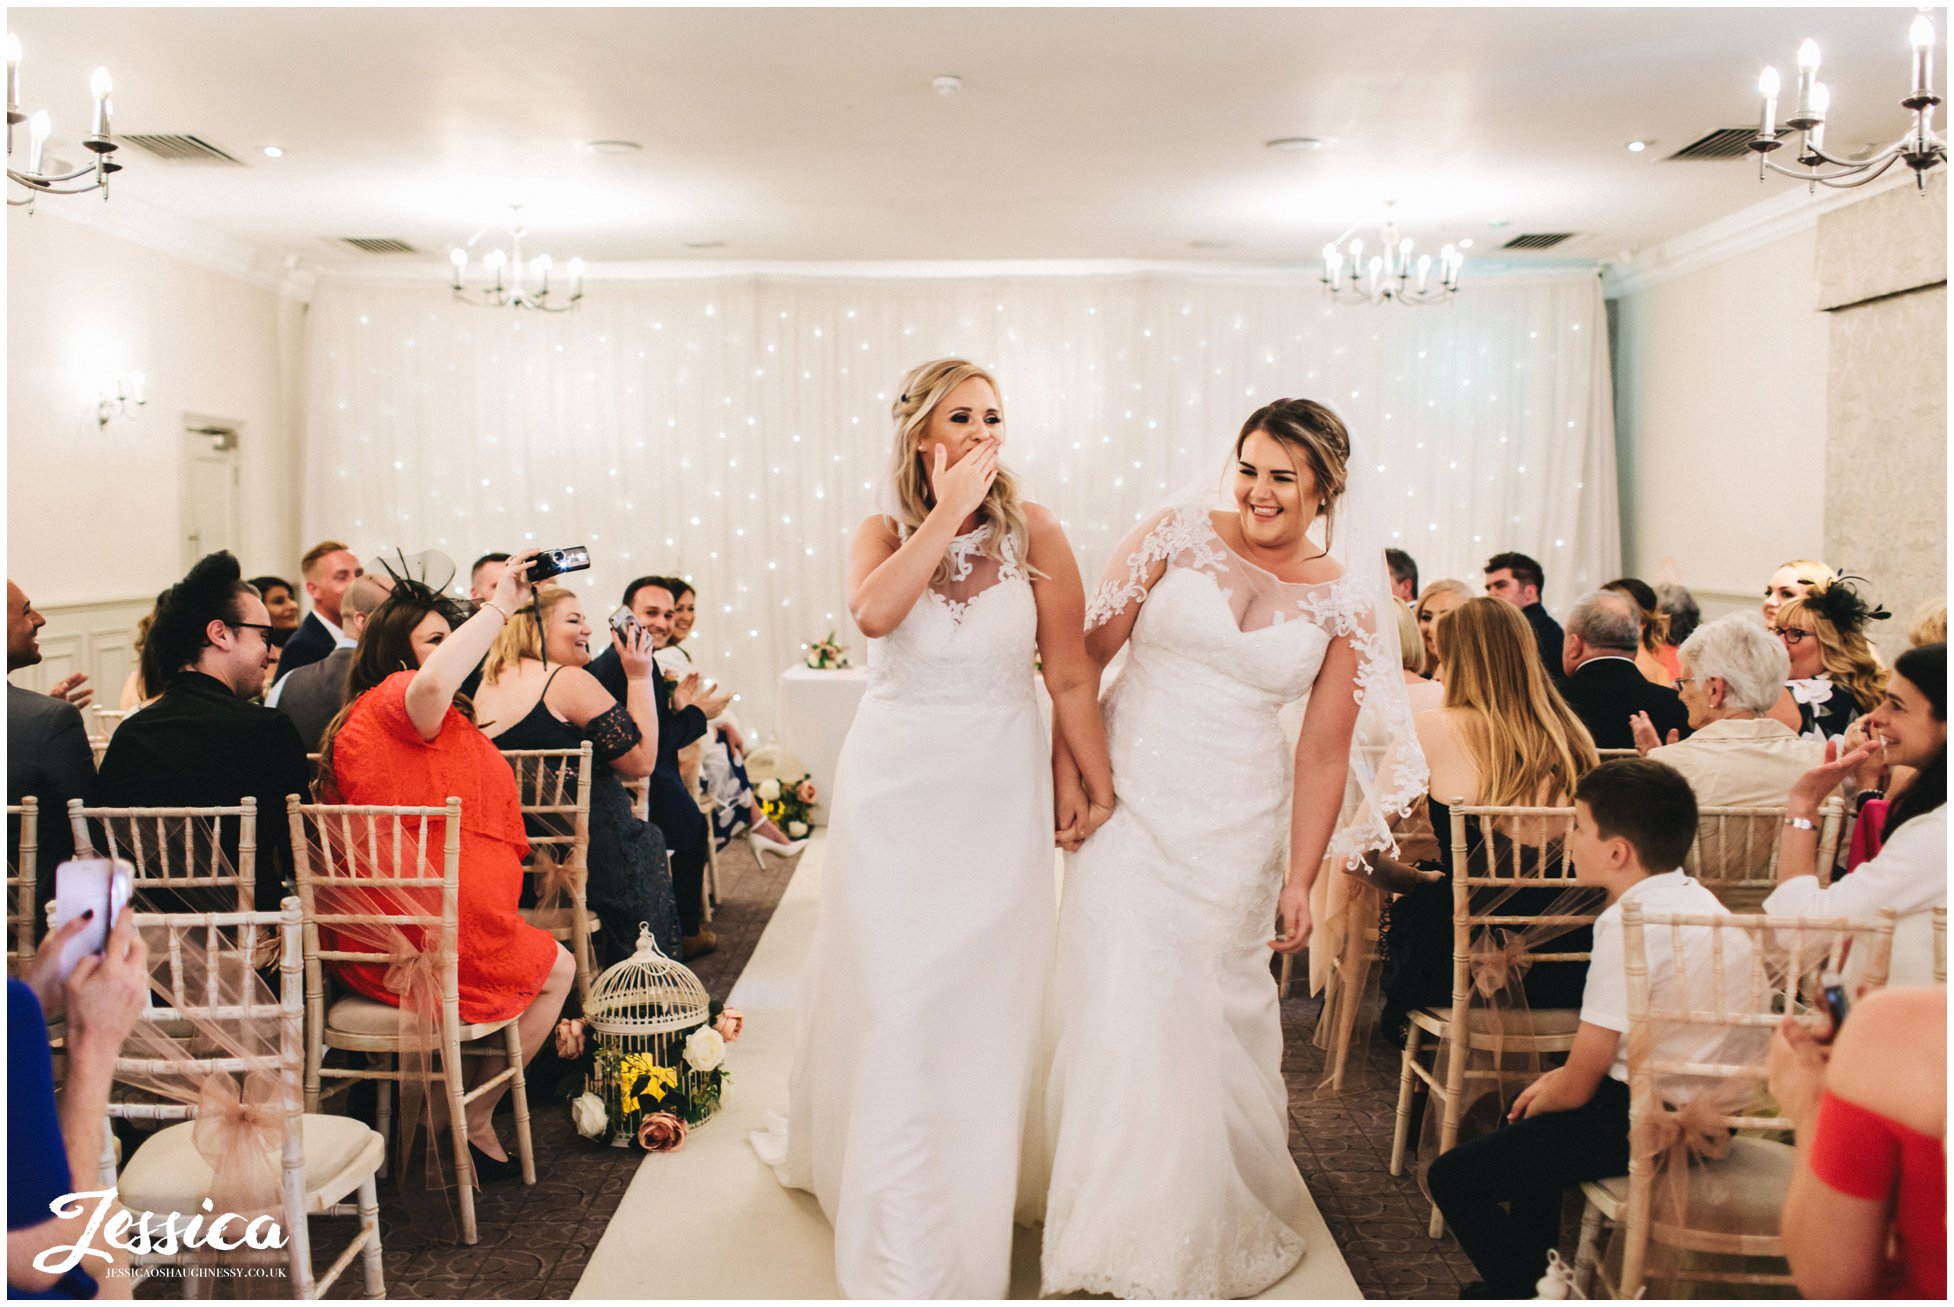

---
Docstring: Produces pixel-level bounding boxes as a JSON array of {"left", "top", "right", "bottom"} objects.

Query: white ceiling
[{"left": 7, "top": 5, "right": 1941, "bottom": 274}]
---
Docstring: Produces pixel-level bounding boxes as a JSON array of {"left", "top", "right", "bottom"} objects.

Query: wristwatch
[{"left": 1853, "top": 788, "right": 1886, "bottom": 814}]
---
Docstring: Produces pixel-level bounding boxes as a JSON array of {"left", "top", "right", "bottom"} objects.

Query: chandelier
[
  {"left": 6, "top": 34, "right": 122, "bottom": 212},
  {"left": 449, "top": 207, "right": 585, "bottom": 312},
  {"left": 1750, "top": 16, "right": 1945, "bottom": 190},
  {"left": 1320, "top": 207, "right": 1462, "bottom": 306}
]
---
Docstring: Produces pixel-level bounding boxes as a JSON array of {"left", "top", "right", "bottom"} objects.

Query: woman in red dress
[{"left": 318, "top": 550, "right": 573, "bottom": 1178}]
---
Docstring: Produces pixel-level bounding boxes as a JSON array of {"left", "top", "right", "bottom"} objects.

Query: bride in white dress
[
  {"left": 1038, "top": 398, "right": 1424, "bottom": 1299},
  {"left": 751, "top": 358, "right": 1115, "bottom": 1299}
]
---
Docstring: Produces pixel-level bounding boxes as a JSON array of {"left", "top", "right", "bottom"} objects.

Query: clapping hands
[
  {"left": 1628, "top": 710, "right": 1678, "bottom": 756},
  {"left": 673, "top": 671, "right": 734, "bottom": 720}
]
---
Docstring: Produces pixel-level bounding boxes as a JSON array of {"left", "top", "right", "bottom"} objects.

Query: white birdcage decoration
[{"left": 582, "top": 923, "right": 728, "bottom": 1146}]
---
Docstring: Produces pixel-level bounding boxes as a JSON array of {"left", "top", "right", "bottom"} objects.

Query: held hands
[
  {"left": 1269, "top": 881, "right": 1312, "bottom": 956},
  {"left": 614, "top": 621, "right": 658, "bottom": 681},
  {"left": 48, "top": 672, "right": 93, "bottom": 709},
  {"left": 929, "top": 436, "right": 1001, "bottom": 521},
  {"left": 1628, "top": 710, "right": 1678, "bottom": 756}
]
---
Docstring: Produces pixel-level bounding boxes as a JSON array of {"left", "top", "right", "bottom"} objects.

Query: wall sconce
[{"left": 97, "top": 371, "right": 144, "bottom": 427}]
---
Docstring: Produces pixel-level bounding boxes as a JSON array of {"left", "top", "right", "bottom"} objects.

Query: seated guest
[
  {"left": 589, "top": 576, "right": 730, "bottom": 957},
  {"left": 266, "top": 574, "right": 392, "bottom": 750},
  {"left": 1484, "top": 551, "right": 1562, "bottom": 672},
  {"left": 1380, "top": 597, "right": 1599, "bottom": 1044},
  {"left": 116, "top": 591, "right": 168, "bottom": 711},
  {"left": 1908, "top": 596, "right": 1946, "bottom": 648},
  {"left": 1634, "top": 615, "right": 1823, "bottom": 804},
  {"left": 7, "top": 580, "right": 96, "bottom": 913},
  {"left": 1427, "top": 758, "right": 1745, "bottom": 1300},
  {"left": 473, "top": 583, "right": 682, "bottom": 964},
  {"left": 1770, "top": 985, "right": 1946, "bottom": 1300},
  {"left": 1394, "top": 598, "right": 1445, "bottom": 716},
  {"left": 1763, "top": 557, "right": 1835, "bottom": 627},
  {"left": 95, "top": 554, "right": 309, "bottom": 912},
  {"left": 1386, "top": 547, "right": 1419, "bottom": 604},
  {"left": 1413, "top": 579, "right": 1471, "bottom": 683},
  {"left": 1773, "top": 577, "right": 1890, "bottom": 741},
  {"left": 1766, "top": 642, "right": 1945, "bottom": 985},
  {"left": 1602, "top": 577, "right": 1675, "bottom": 687},
  {"left": 249, "top": 574, "right": 302, "bottom": 637},
  {"left": 317, "top": 551, "right": 574, "bottom": 1178},
  {"left": 469, "top": 552, "right": 510, "bottom": 610},
  {"left": 273, "top": 540, "right": 363, "bottom": 688},
  {"left": 1653, "top": 581, "right": 1699, "bottom": 681},
  {"left": 1558, "top": 589, "right": 1689, "bottom": 749}
]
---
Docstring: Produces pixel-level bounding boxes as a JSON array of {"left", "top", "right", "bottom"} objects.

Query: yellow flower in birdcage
[{"left": 617, "top": 1058, "right": 678, "bottom": 1115}]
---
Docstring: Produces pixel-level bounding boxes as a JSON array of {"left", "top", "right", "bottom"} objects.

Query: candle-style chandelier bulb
[
  {"left": 1759, "top": 66, "right": 1780, "bottom": 98},
  {"left": 1750, "top": 18, "right": 1945, "bottom": 190},
  {"left": 89, "top": 67, "right": 111, "bottom": 97},
  {"left": 1797, "top": 38, "right": 1821, "bottom": 73}
]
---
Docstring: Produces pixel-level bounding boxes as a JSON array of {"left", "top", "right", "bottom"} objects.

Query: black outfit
[
  {"left": 1521, "top": 602, "right": 1564, "bottom": 676},
  {"left": 271, "top": 611, "right": 339, "bottom": 688},
  {"left": 6, "top": 683, "right": 96, "bottom": 930},
  {"left": 487, "top": 667, "right": 681, "bottom": 964},
  {"left": 1379, "top": 797, "right": 1597, "bottom": 1048},
  {"left": 1427, "top": 1076, "right": 1631, "bottom": 1297},
  {"left": 95, "top": 671, "right": 311, "bottom": 911},
  {"left": 1557, "top": 656, "right": 1690, "bottom": 751},
  {"left": 1794, "top": 679, "right": 1865, "bottom": 740},
  {"left": 586, "top": 646, "right": 711, "bottom": 937}
]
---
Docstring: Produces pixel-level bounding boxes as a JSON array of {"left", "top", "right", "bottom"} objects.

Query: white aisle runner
[{"left": 575, "top": 832, "right": 1360, "bottom": 1300}]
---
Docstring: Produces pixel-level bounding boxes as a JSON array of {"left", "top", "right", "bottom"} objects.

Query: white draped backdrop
[{"left": 302, "top": 267, "right": 1617, "bottom": 735}]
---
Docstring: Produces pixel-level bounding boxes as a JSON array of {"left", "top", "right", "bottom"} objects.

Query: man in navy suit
[
  {"left": 1558, "top": 590, "right": 1691, "bottom": 750},
  {"left": 271, "top": 540, "right": 362, "bottom": 689}
]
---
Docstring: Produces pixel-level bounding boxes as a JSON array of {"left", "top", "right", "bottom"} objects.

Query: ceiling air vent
[
  {"left": 1500, "top": 232, "right": 1577, "bottom": 251},
  {"left": 336, "top": 237, "right": 420, "bottom": 255},
  {"left": 121, "top": 134, "right": 244, "bottom": 165},
  {"left": 1667, "top": 127, "right": 1785, "bottom": 161}
]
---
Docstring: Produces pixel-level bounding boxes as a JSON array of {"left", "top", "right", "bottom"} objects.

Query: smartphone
[
  {"left": 529, "top": 546, "right": 591, "bottom": 583},
  {"left": 51, "top": 857, "right": 134, "bottom": 984},
  {"left": 610, "top": 606, "right": 641, "bottom": 640},
  {"left": 1819, "top": 968, "right": 1849, "bottom": 1032}
]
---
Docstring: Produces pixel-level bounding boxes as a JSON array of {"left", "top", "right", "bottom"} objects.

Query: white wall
[{"left": 1611, "top": 226, "right": 1830, "bottom": 612}]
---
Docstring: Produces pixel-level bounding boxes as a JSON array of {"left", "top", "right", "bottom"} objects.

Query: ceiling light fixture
[
  {"left": 450, "top": 206, "right": 583, "bottom": 313},
  {"left": 1265, "top": 136, "right": 1324, "bottom": 152},
  {"left": 1321, "top": 202, "right": 1462, "bottom": 307},
  {"left": 585, "top": 139, "right": 642, "bottom": 155},
  {"left": 1626, "top": 140, "right": 1649, "bottom": 152},
  {"left": 932, "top": 75, "right": 962, "bottom": 97},
  {"left": 684, "top": 239, "right": 724, "bottom": 249},
  {"left": 6, "top": 34, "right": 122, "bottom": 212},
  {"left": 262, "top": 145, "right": 283, "bottom": 158},
  {"left": 1750, "top": 18, "right": 1945, "bottom": 189}
]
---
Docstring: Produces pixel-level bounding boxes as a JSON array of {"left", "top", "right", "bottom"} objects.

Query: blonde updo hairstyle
[
  {"left": 888, "top": 358, "right": 1037, "bottom": 586},
  {"left": 481, "top": 584, "right": 577, "bottom": 686},
  {"left": 1234, "top": 398, "right": 1351, "bottom": 555}
]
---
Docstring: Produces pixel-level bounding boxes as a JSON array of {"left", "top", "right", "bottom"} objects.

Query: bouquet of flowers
[
  {"left": 804, "top": 629, "right": 850, "bottom": 670},
  {"left": 567, "top": 1001, "right": 745, "bottom": 1150},
  {"left": 756, "top": 772, "right": 819, "bottom": 840}
]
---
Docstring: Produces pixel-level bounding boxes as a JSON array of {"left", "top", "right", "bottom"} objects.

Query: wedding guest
[
  {"left": 273, "top": 540, "right": 363, "bottom": 687},
  {"left": 1770, "top": 985, "right": 1946, "bottom": 1300},
  {"left": 472, "top": 583, "right": 682, "bottom": 964},
  {"left": 1908, "top": 597, "right": 1946, "bottom": 648},
  {"left": 317, "top": 553, "right": 574, "bottom": 1178},
  {"left": 469, "top": 552, "right": 510, "bottom": 609},
  {"left": 116, "top": 591, "right": 168, "bottom": 711},
  {"left": 1380, "top": 597, "right": 1599, "bottom": 1044},
  {"left": 1634, "top": 615, "right": 1823, "bottom": 806},
  {"left": 1773, "top": 577, "right": 1889, "bottom": 741},
  {"left": 1484, "top": 551, "right": 1563, "bottom": 672},
  {"left": 1602, "top": 577, "right": 1674, "bottom": 687},
  {"left": 1414, "top": 579, "right": 1472, "bottom": 682},
  {"left": 1766, "top": 642, "right": 1943, "bottom": 985},
  {"left": 1386, "top": 548, "right": 1419, "bottom": 604},
  {"left": 249, "top": 574, "right": 302, "bottom": 636},
  {"left": 1427, "top": 758, "right": 1744, "bottom": 1300},
  {"left": 1395, "top": 598, "right": 1444, "bottom": 714},
  {"left": 1654, "top": 581, "right": 1700, "bottom": 656},
  {"left": 96, "top": 554, "right": 309, "bottom": 912},
  {"left": 1763, "top": 557, "right": 1835, "bottom": 627},
  {"left": 265, "top": 574, "right": 393, "bottom": 750},
  {"left": 1558, "top": 589, "right": 1688, "bottom": 749},
  {"left": 7, "top": 580, "right": 96, "bottom": 911}
]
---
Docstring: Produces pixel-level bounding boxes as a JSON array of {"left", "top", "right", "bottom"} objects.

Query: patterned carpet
[{"left": 255, "top": 846, "right": 1489, "bottom": 1300}]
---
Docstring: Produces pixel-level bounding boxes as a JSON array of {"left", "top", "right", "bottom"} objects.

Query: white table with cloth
[{"left": 774, "top": 666, "right": 870, "bottom": 826}]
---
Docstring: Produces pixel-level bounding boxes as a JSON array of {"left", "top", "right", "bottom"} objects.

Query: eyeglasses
[
  {"left": 228, "top": 621, "right": 277, "bottom": 640},
  {"left": 1774, "top": 626, "right": 1813, "bottom": 646},
  {"left": 1673, "top": 676, "right": 1698, "bottom": 688}
]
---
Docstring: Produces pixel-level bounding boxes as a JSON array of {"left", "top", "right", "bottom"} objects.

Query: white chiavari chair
[
  {"left": 501, "top": 744, "right": 598, "bottom": 1010},
  {"left": 92, "top": 705, "right": 131, "bottom": 738},
  {"left": 1684, "top": 799, "right": 1844, "bottom": 911},
  {"left": 7, "top": 798, "right": 38, "bottom": 974},
  {"left": 68, "top": 798, "right": 256, "bottom": 915}
]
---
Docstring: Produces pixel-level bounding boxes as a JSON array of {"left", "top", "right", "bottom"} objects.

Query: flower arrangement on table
[
  {"left": 803, "top": 629, "right": 850, "bottom": 670},
  {"left": 756, "top": 773, "right": 819, "bottom": 841}
]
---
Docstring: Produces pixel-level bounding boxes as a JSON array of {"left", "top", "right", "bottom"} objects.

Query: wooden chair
[
  {"left": 1935, "top": 905, "right": 1947, "bottom": 984},
  {"left": 289, "top": 797, "right": 538, "bottom": 1245},
  {"left": 67, "top": 798, "right": 257, "bottom": 914},
  {"left": 105, "top": 898, "right": 386, "bottom": 1298},
  {"left": 1573, "top": 904, "right": 1897, "bottom": 1299},
  {"left": 92, "top": 705, "right": 131, "bottom": 738},
  {"left": 7, "top": 798, "right": 37, "bottom": 974},
  {"left": 1388, "top": 803, "right": 1597, "bottom": 1237},
  {"left": 88, "top": 736, "right": 111, "bottom": 769},
  {"left": 697, "top": 786, "right": 721, "bottom": 921},
  {"left": 623, "top": 776, "right": 649, "bottom": 823},
  {"left": 501, "top": 744, "right": 598, "bottom": 1009},
  {"left": 1684, "top": 799, "right": 1844, "bottom": 912}
]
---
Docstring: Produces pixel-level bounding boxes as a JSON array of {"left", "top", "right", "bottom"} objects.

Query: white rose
[
  {"left": 756, "top": 779, "right": 782, "bottom": 802},
  {"left": 683, "top": 1025, "right": 726, "bottom": 1073},
  {"left": 570, "top": 1091, "right": 609, "bottom": 1139},
  {"left": 787, "top": 821, "right": 809, "bottom": 838}
]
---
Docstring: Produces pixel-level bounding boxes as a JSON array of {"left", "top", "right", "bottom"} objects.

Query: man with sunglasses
[{"left": 95, "top": 552, "right": 311, "bottom": 912}]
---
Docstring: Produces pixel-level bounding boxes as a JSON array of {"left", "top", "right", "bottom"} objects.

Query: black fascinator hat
[
  {"left": 1810, "top": 573, "right": 1891, "bottom": 636},
  {"left": 371, "top": 548, "right": 472, "bottom": 630}
]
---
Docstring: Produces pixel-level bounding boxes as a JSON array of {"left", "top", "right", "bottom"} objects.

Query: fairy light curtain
[{"left": 302, "top": 268, "right": 1616, "bottom": 734}]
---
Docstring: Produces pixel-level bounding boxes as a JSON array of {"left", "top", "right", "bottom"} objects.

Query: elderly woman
[{"left": 1632, "top": 615, "right": 1824, "bottom": 807}]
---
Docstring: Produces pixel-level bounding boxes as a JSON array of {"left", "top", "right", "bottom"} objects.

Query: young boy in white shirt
[{"left": 1427, "top": 757, "right": 1745, "bottom": 1298}]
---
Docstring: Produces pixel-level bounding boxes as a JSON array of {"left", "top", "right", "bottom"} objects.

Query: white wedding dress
[
  {"left": 751, "top": 524, "right": 1054, "bottom": 1299},
  {"left": 1037, "top": 503, "right": 1420, "bottom": 1300}
]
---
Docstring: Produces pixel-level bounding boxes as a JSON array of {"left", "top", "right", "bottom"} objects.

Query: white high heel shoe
[{"left": 748, "top": 829, "right": 809, "bottom": 858}]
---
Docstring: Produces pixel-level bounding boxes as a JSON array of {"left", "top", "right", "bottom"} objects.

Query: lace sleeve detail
[
  {"left": 583, "top": 703, "right": 643, "bottom": 765},
  {"left": 1083, "top": 506, "right": 1218, "bottom": 631}
]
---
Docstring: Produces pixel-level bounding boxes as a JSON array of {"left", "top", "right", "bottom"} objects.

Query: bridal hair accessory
[{"left": 1811, "top": 574, "right": 1891, "bottom": 633}]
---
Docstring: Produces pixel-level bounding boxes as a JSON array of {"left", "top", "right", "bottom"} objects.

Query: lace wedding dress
[
  {"left": 1036, "top": 503, "right": 1422, "bottom": 1299},
  {"left": 751, "top": 524, "right": 1054, "bottom": 1299}
]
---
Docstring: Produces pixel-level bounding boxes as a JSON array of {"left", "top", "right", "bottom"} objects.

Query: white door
[{"left": 182, "top": 423, "right": 240, "bottom": 568}]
